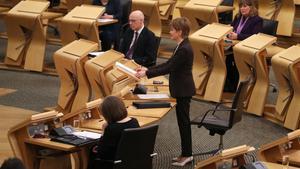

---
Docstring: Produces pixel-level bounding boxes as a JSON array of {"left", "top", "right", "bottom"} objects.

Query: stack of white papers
[
  {"left": 89, "top": 51, "right": 104, "bottom": 57},
  {"left": 115, "top": 62, "right": 140, "bottom": 81},
  {"left": 137, "top": 94, "right": 169, "bottom": 99},
  {"left": 98, "top": 18, "right": 114, "bottom": 23},
  {"left": 73, "top": 131, "right": 102, "bottom": 139}
]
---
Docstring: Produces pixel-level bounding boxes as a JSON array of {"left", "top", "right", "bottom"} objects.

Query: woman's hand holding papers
[{"left": 135, "top": 66, "right": 148, "bottom": 78}]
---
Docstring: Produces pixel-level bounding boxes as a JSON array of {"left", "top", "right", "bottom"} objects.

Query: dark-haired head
[
  {"left": 0, "top": 158, "right": 25, "bottom": 169},
  {"left": 100, "top": 96, "right": 127, "bottom": 123},
  {"left": 170, "top": 17, "right": 191, "bottom": 39},
  {"left": 238, "top": 0, "right": 258, "bottom": 17}
]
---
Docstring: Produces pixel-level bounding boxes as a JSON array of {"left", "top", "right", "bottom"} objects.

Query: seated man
[{"left": 119, "top": 10, "right": 158, "bottom": 67}]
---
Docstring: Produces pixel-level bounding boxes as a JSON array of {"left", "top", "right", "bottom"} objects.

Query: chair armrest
[
  {"left": 151, "top": 153, "right": 158, "bottom": 157},
  {"left": 199, "top": 108, "right": 236, "bottom": 124},
  {"left": 212, "top": 101, "right": 233, "bottom": 114}
]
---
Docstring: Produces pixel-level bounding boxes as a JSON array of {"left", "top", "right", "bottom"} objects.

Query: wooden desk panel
[
  {"left": 24, "top": 138, "right": 77, "bottom": 151},
  {"left": 263, "top": 162, "right": 300, "bottom": 169}
]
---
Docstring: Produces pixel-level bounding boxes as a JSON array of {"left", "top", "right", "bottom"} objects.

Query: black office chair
[
  {"left": 261, "top": 18, "right": 278, "bottom": 36},
  {"left": 191, "top": 80, "right": 250, "bottom": 156},
  {"left": 95, "top": 124, "right": 159, "bottom": 169},
  {"left": 218, "top": 0, "right": 234, "bottom": 25},
  {"left": 261, "top": 18, "right": 279, "bottom": 92}
]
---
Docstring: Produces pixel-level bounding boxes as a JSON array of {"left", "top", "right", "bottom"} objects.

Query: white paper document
[
  {"left": 89, "top": 51, "right": 104, "bottom": 57},
  {"left": 115, "top": 62, "right": 137, "bottom": 74},
  {"left": 73, "top": 131, "right": 102, "bottom": 139},
  {"left": 98, "top": 18, "right": 114, "bottom": 23},
  {"left": 137, "top": 94, "right": 170, "bottom": 99}
]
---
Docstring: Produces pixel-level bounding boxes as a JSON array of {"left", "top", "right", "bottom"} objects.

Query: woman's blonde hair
[{"left": 237, "top": 0, "right": 258, "bottom": 17}]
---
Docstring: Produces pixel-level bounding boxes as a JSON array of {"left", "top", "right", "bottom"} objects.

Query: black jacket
[
  {"left": 119, "top": 27, "right": 157, "bottom": 67},
  {"left": 146, "top": 38, "right": 196, "bottom": 97}
]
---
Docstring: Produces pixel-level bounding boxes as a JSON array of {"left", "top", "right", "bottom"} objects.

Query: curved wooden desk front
[
  {"left": 4, "top": 1, "right": 49, "bottom": 72},
  {"left": 54, "top": 39, "right": 98, "bottom": 114},
  {"left": 189, "top": 23, "right": 232, "bottom": 102},
  {"left": 60, "top": 5, "right": 104, "bottom": 46},
  {"left": 271, "top": 45, "right": 300, "bottom": 130},
  {"left": 84, "top": 50, "right": 126, "bottom": 99},
  {"left": 195, "top": 145, "right": 255, "bottom": 169},
  {"left": 233, "top": 33, "right": 276, "bottom": 116},
  {"left": 7, "top": 111, "right": 82, "bottom": 169},
  {"left": 258, "top": 129, "right": 300, "bottom": 167}
]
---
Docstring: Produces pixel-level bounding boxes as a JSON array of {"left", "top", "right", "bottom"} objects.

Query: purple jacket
[{"left": 231, "top": 15, "right": 263, "bottom": 40}]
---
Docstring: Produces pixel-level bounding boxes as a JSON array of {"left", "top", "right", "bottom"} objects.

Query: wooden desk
[
  {"left": 127, "top": 103, "right": 176, "bottom": 118},
  {"left": 195, "top": 145, "right": 255, "bottom": 169},
  {"left": 24, "top": 138, "right": 89, "bottom": 169},
  {"left": 233, "top": 33, "right": 277, "bottom": 116},
  {"left": 189, "top": 23, "right": 232, "bottom": 102},
  {"left": 258, "top": 130, "right": 300, "bottom": 167},
  {"left": 263, "top": 162, "right": 300, "bottom": 169},
  {"left": 25, "top": 138, "right": 78, "bottom": 152}
]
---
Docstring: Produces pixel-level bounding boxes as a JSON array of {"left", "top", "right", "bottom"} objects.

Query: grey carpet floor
[{"left": 0, "top": 28, "right": 291, "bottom": 169}]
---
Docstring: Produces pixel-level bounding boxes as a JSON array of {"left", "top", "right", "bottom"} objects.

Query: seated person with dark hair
[
  {"left": 224, "top": 0, "right": 262, "bottom": 92},
  {"left": 88, "top": 96, "right": 140, "bottom": 169},
  {"left": 119, "top": 10, "right": 158, "bottom": 67},
  {"left": 0, "top": 158, "right": 25, "bottom": 169},
  {"left": 93, "top": 0, "right": 122, "bottom": 51}
]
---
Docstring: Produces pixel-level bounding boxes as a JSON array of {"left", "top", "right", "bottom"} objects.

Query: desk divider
[
  {"left": 189, "top": 23, "right": 232, "bottom": 102},
  {"left": 195, "top": 145, "right": 255, "bottom": 169},
  {"left": 60, "top": 5, "right": 104, "bottom": 46},
  {"left": 271, "top": 45, "right": 300, "bottom": 130},
  {"left": 233, "top": 33, "right": 276, "bottom": 116},
  {"left": 131, "top": 0, "right": 162, "bottom": 37},
  {"left": 54, "top": 39, "right": 98, "bottom": 114},
  {"left": 258, "top": 129, "right": 300, "bottom": 167},
  {"left": 4, "top": 0, "right": 49, "bottom": 72},
  {"left": 84, "top": 50, "right": 125, "bottom": 99},
  {"left": 179, "top": 0, "right": 222, "bottom": 33}
]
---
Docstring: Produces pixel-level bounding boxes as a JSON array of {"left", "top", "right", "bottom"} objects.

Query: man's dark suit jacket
[
  {"left": 146, "top": 38, "right": 196, "bottom": 98},
  {"left": 119, "top": 27, "right": 157, "bottom": 67},
  {"left": 231, "top": 15, "right": 263, "bottom": 40}
]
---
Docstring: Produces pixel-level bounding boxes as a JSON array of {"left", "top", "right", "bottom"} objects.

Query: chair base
[{"left": 193, "top": 135, "right": 224, "bottom": 156}]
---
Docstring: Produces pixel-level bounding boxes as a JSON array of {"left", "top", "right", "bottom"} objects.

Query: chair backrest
[
  {"left": 120, "top": 0, "right": 132, "bottom": 26},
  {"left": 261, "top": 19, "right": 278, "bottom": 36},
  {"left": 229, "top": 80, "right": 250, "bottom": 128},
  {"left": 219, "top": 0, "right": 234, "bottom": 24},
  {"left": 114, "top": 124, "right": 159, "bottom": 169}
]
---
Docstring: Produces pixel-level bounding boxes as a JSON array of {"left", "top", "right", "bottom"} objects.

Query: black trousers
[
  {"left": 224, "top": 53, "right": 239, "bottom": 92},
  {"left": 175, "top": 97, "right": 192, "bottom": 157},
  {"left": 100, "top": 24, "right": 120, "bottom": 51}
]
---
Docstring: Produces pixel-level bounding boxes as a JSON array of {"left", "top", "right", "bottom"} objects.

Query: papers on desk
[
  {"left": 115, "top": 62, "right": 140, "bottom": 81},
  {"left": 88, "top": 51, "right": 104, "bottom": 57},
  {"left": 137, "top": 93, "right": 170, "bottom": 99},
  {"left": 98, "top": 18, "right": 114, "bottom": 23},
  {"left": 73, "top": 131, "right": 102, "bottom": 139}
]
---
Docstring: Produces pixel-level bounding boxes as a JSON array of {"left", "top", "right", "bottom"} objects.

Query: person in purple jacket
[{"left": 224, "top": 0, "right": 262, "bottom": 92}]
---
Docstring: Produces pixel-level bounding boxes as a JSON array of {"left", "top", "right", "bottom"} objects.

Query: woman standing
[
  {"left": 224, "top": 0, "right": 262, "bottom": 92},
  {"left": 136, "top": 17, "right": 195, "bottom": 167}
]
